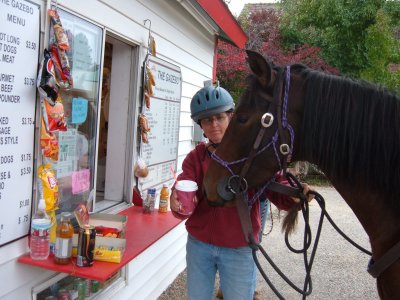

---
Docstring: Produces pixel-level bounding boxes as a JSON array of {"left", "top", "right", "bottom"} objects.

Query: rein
[{"left": 210, "top": 65, "right": 377, "bottom": 298}]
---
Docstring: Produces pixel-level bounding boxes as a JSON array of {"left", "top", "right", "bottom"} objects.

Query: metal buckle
[
  {"left": 261, "top": 113, "right": 274, "bottom": 128},
  {"left": 280, "top": 144, "right": 290, "bottom": 155},
  {"left": 227, "top": 175, "right": 248, "bottom": 194}
]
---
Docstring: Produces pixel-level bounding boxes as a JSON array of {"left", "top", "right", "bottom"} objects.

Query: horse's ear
[{"left": 246, "top": 50, "right": 274, "bottom": 88}]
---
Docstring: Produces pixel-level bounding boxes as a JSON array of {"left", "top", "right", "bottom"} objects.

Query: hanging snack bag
[
  {"left": 43, "top": 99, "right": 67, "bottom": 132},
  {"left": 40, "top": 118, "right": 59, "bottom": 161},
  {"left": 134, "top": 157, "right": 149, "bottom": 178},
  {"left": 38, "top": 164, "right": 59, "bottom": 211},
  {"left": 49, "top": 44, "right": 73, "bottom": 89},
  {"left": 37, "top": 49, "right": 59, "bottom": 105},
  {"left": 48, "top": 9, "right": 70, "bottom": 51}
]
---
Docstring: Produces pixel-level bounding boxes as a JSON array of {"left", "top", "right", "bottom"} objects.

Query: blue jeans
[{"left": 186, "top": 235, "right": 256, "bottom": 300}]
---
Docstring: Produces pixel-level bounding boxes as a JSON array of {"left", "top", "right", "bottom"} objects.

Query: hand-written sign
[
  {"left": 71, "top": 97, "right": 88, "bottom": 124},
  {"left": 72, "top": 169, "right": 90, "bottom": 195},
  {"left": 138, "top": 56, "right": 181, "bottom": 192},
  {"left": 0, "top": 0, "right": 40, "bottom": 246}
]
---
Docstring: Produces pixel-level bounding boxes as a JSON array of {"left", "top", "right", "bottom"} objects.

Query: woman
[{"left": 170, "top": 85, "right": 312, "bottom": 300}]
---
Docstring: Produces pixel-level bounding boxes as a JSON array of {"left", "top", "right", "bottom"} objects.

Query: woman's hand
[
  {"left": 170, "top": 189, "right": 181, "bottom": 212},
  {"left": 291, "top": 183, "right": 314, "bottom": 203}
]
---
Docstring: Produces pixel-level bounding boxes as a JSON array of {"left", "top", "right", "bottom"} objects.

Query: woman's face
[{"left": 200, "top": 112, "right": 232, "bottom": 144}]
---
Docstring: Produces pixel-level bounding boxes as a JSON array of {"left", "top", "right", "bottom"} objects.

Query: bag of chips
[
  {"left": 38, "top": 164, "right": 59, "bottom": 211},
  {"left": 40, "top": 118, "right": 59, "bottom": 161},
  {"left": 48, "top": 9, "right": 70, "bottom": 51},
  {"left": 49, "top": 44, "right": 73, "bottom": 89},
  {"left": 43, "top": 99, "right": 67, "bottom": 132},
  {"left": 37, "top": 49, "right": 59, "bottom": 105}
]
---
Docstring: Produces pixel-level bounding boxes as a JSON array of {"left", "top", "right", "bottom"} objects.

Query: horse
[{"left": 203, "top": 50, "right": 400, "bottom": 299}]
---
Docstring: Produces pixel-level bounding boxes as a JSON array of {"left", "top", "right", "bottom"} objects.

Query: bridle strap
[
  {"left": 268, "top": 180, "right": 300, "bottom": 198},
  {"left": 368, "top": 240, "right": 400, "bottom": 278},
  {"left": 239, "top": 127, "right": 267, "bottom": 179},
  {"left": 275, "top": 69, "right": 290, "bottom": 174}
]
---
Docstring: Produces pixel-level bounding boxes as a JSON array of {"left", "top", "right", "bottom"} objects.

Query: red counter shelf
[{"left": 18, "top": 206, "right": 183, "bottom": 282}]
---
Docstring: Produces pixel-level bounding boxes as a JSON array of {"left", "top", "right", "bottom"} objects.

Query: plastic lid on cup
[{"left": 176, "top": 180, "right": 198, "bottom": 192}]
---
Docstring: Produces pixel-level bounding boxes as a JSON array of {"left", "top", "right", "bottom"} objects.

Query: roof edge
[{"left": 195, "top": 0, "right": 248, "bottom": 49}]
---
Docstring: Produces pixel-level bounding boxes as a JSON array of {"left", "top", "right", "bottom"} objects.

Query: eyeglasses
[{"left": 200, "top": 114, "right": 229, "bottom": 126}]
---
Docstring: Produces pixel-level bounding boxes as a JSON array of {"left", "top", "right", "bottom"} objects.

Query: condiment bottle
[
  {"left": 54, "top": 212, "right": 74, "bottom": 264},
  {"left": 159, "top": 184, "right": 169, "bottom": 213}
]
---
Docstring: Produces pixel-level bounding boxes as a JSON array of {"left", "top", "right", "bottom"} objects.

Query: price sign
[
  {"left": 0, "top": 0, "right": 40, "bottom": 246},
  {"left": 138, "top": 56, "right": 181, "bottom": 191}
]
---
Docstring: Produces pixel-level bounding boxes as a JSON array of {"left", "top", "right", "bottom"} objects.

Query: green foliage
[
  {"left": 280, "top": 0, "right": 400, "bottom": 92},
  {"left": 361, "top": 9, "right": 400, "bottom": 93},
  {"left": 384, "top": 0, "right": 400, "bottom": 27}
]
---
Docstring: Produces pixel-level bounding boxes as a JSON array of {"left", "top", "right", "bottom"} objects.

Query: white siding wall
[{"left": 0, "top": 0, "right": 216, "bottom": 298}]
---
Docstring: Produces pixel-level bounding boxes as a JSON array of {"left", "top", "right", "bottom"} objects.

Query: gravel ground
[{"left": 158, "top": 186, "right": 379, "bottom": 300}]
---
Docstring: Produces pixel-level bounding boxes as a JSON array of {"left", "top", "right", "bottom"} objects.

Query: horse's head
[{"left": 204, "top": 50, "right": 305, "bottom": 205}]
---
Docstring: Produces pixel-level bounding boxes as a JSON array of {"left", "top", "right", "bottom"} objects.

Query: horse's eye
[{"left": 236, "top": 115, "right": 248, "bottom": 124}]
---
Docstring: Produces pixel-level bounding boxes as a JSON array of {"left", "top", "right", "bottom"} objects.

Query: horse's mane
[{"left": 298, "top": 67, "right": 400, "bottom": 211}]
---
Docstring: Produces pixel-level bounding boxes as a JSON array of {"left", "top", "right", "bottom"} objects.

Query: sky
[{"left": 227, "top": 0, "right": 278, "bottom": 16}]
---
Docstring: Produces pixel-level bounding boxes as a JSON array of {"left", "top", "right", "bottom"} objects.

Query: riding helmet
[{"left": 190, "top": 86, "right": 235, "bottom": 123}]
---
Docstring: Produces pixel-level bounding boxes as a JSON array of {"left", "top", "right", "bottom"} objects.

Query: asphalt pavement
[{"left": 158, "top": 186, "right": 379, "bottom": 300}]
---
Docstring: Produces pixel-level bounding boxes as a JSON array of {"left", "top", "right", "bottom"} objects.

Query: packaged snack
[
  {"left": 43, "top": 99, "right": 67, "bottom": 132},
  {"left": 48, "top": 9, "right": 70, "bottom": 50},
  {"left": 134, "top": 157, "right": 149, "bottom": 178},
  {"left": 150, "top": 35, "right": 157, "bottom": 56},
  {"left": 139, "top": 114, "right": 150, "bottom": 133},
  {"left": 93, "top": 246, "right": 123, "bottom": 263},
  {"left": 37, "top": 49, "right": 59, "bottom": 105},
  {"left": 38, "top": 164, "right": 59, "bottom": 211},
  {"left": 144, "top": 91, "right": 150, "bottom": 108},
  {"left": 40, "top": 118, "right": 59, "bottom": 161},
  {"left": 94, "top": 226, "right": 122, "bottom": 238},
  {"left": 139, "top": 114, "right": 150, "bottom": 144},
  {"left": 141, "top": 131, "right": 149, "bottom": 144},
  {"left": 49, "top": 44, "right": 73, "bottom": 89}
]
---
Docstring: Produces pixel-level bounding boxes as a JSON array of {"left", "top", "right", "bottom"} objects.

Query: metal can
[{"left": 76, "top": 225, "right": 96, "bottom": 267}]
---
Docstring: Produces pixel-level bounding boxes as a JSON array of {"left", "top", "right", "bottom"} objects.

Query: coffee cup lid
[{"left": 176, "top": 180, "right": 198, "bottom": 192}]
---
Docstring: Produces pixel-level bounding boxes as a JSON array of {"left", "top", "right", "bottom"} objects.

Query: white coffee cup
[{"left": 175, "top": 180, "right": 198, "bottom": 216}]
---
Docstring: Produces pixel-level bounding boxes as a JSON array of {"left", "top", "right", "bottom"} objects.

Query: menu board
[
  {"left": 138, "top": 56, "right": 181, "bottom": 190},
  {"left": 0, "top": 0, "right": 40, "bottom": 246}
]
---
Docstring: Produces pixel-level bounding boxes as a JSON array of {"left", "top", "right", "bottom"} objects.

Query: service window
[
  {"left": 39, "top": 8, "right": 136, "bottom": 217},
  {"left": 39, "top": 8, "right": 103, "bottom": 215}
]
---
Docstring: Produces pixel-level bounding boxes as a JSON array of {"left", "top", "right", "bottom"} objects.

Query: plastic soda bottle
[
  {"left": 30, "top": 198, "right": 51, "bottom": 260},
  {"left": 54, "top": 212, "right": 74, "bottom": 264},
  {"left": 159, "top": 184, "right": 169, "bottom": 213}
]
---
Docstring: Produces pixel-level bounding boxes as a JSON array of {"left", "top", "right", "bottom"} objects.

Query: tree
[
  {"left": 216, "top": 8, "right": 338, "bottom": 101},
  {"left": 361, "top": 9, "right": 400, "bottom": 93},
  {"left": 280, "top": 0, "right": 399, "bottom": 91}
]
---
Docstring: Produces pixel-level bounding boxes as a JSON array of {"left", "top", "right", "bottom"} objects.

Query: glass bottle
[{"left": 54, "top": 212, "right": 74, "bottom": 264}]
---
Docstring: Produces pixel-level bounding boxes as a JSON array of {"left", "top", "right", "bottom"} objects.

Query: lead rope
[{"left": 243, "top": 173, "right": 372, "bottom": 299}]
